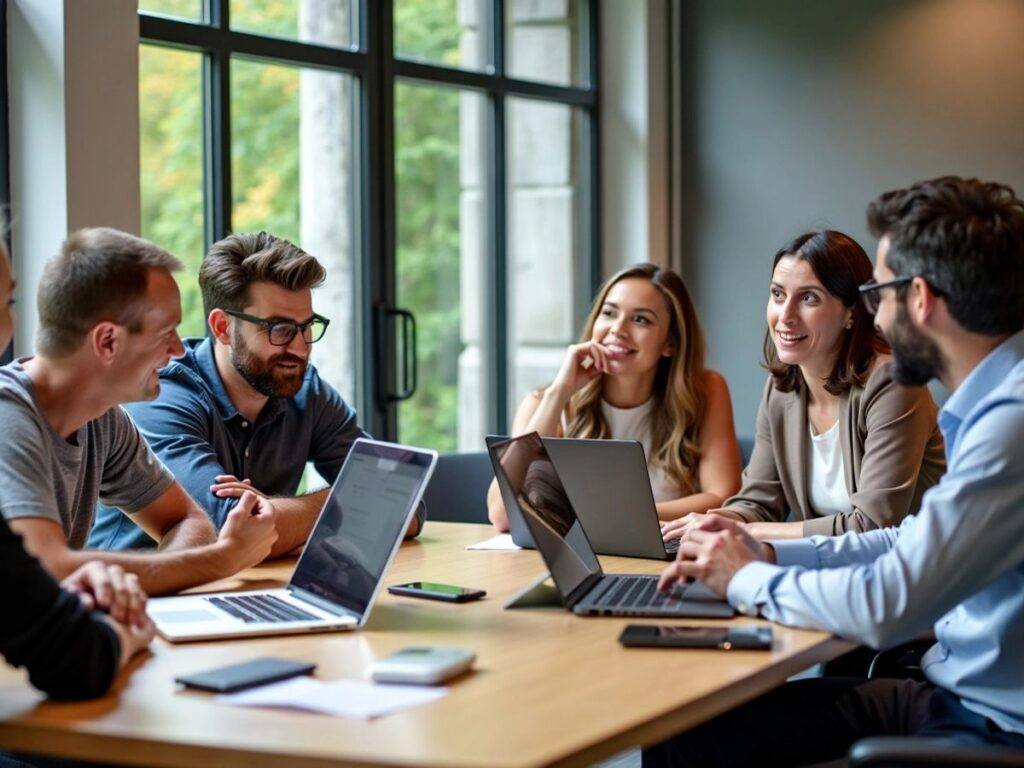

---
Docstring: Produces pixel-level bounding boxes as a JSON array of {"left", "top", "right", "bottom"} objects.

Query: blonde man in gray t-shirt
[{"left": 0, "top": 228, "right": 277, "bottom": 595}]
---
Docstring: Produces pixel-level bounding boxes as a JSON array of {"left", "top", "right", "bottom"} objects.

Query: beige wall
[{"left": 9, "top": 0, "right": 140, "bottom": 355}]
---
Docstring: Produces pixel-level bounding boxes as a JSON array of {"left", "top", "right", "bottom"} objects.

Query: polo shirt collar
[
  {"left": 193, "top": 337, "right": 288, "bottom": 424},
  {"left": 193, "top": 338, "right": 240, "bottom": 422}
]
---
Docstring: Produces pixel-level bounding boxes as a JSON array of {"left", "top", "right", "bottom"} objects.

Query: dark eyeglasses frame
[
  {"left": 225, "top": 309, "right": 330, "bottom": 346},
  {"left": 858, "top": 277, "right": 913, "bottom": 314}
]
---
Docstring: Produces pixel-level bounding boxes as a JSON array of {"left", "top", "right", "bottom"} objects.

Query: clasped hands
[{"left": 656, "top": 514, "right": 776, "bottom": 599}]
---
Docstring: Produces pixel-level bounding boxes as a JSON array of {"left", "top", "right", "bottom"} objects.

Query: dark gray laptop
[
  {"left": 486, "top": 435, "right": 679, "bottom": 560},
  {"left": 488, "top": 432, "right": 734, "bottom": 618}
]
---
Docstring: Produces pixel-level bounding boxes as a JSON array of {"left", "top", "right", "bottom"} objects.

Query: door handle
[{"left": 379, "top": 306, "right": 417, "bottom": 403}]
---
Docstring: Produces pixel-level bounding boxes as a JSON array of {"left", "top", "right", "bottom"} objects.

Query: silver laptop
[
  {"left": 486, "top": 435, "right": 679, "bottom": 560},
  {"left": 488, "top": 432, "right": 733, "bottom": 618},
  {"left": 148, "top": 439, "right": 438, "bottom": 642}
]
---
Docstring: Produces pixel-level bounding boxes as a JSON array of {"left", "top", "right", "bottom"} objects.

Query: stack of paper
[{"left": 218, "top": 677, "right": 447, "bottom": 719}]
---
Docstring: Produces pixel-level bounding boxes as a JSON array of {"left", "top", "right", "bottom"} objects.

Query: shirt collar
[
  {"left": 939, "top": 329, "right": 1024, "bottom": 432},
  {"left": 193, "top": 337, "right": 241, "bottom": 422},
  {"left": 192, "top": 337, "right": 287, "bottom": 424}
]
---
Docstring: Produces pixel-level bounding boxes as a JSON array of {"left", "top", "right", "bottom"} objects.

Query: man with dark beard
[
  {"left": 646, "top": 177, "right": 1024, "bottom": 766},
  {"left": 90, "top": 232, "right": 423, "bottom": 557}
]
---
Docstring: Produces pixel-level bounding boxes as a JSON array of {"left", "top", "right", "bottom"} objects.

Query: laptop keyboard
[
  {"left": 591, "top": 575, "right": 684, "bottom": 609},
  {"left": 206, "top": 594, "right": 319, "bottom": 624}
]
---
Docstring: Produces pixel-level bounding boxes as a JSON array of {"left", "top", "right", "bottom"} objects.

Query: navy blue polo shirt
[{"left": 89, "top": 338, "right": 422, "bottom": 549}]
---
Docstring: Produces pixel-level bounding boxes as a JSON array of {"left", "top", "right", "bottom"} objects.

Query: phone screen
[
  {"left": 406, "top": 582, "right": 472, "bottom": 596},
  {"left": 657, "top": 626, "right": 730, "bottom": 641}
]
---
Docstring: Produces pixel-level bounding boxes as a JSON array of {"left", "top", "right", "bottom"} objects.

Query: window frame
[
  {"left": 139, "top": 0, "right": 600, "bottom": 442},
  {"left": 0, "top": 0, "right": 11, "bottom": 366}
]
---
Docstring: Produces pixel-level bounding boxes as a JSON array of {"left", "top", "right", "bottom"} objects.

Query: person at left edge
[{"left": 90, "top": 231, "right": 424, "bottom": 557}]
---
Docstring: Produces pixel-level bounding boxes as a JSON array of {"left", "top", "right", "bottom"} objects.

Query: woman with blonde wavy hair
[{"left": 487, "top": 262, "right": 742, "bottom": 531}]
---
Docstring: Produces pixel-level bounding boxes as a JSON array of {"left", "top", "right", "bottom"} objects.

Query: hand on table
[
  {"left": 62, "top": 561, "right": 150, "bottom": 628},
  {"left": 661, "top": 508, "right": 745, "bottom": 542}
]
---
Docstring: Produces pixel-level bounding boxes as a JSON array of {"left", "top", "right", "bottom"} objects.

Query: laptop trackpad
[
  {"left": 683, "top": 581, "right": 722, "bottom": 602},
  {"left": 151, "top": 609, "right": 222, "bottom": 623}
]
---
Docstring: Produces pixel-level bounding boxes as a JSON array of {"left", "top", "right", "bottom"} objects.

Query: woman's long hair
[{"left": 564, "top": 263, "right": 708, "bottom": 495}]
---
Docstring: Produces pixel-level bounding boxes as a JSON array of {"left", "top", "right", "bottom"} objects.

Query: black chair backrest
[
  {"left": 421, "top": 451, "right": 494, "bottom": 524},
  {"left": 738, "top": 436, "right": 755, "bottom": 468}
]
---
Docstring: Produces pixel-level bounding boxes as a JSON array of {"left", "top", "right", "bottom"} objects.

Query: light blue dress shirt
[{"left": 728, "top": 330, "right": 1024, "bottom": 735}]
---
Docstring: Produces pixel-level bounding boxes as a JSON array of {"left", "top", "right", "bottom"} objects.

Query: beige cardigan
[{"left": 725, "top": 359, "right": 946, "bottom": 535}]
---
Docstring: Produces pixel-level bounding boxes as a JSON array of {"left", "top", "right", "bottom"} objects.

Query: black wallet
[{"left": 175, "top": 657, "right": 317, "bottom": 693}]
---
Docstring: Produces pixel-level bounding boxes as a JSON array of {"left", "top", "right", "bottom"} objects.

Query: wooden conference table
[{"left": 0, "top": 522, "right": 853, "bottom": 768}]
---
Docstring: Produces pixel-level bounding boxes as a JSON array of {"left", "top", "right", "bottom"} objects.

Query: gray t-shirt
[{"left": 0, "top": 360, "right": 175, "bottom": 549}]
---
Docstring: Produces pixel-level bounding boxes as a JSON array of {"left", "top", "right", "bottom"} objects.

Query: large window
[{"left": 138, "top": 0, "right": 598, "bottom": 450}]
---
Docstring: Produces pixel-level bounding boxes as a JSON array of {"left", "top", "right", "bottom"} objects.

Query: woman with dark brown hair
[
  {"left": 487, "top": 263, "right": 742, "bottom": 532},
  {"left": 662, "top": 230, "right": 946, "bottom": 543}
]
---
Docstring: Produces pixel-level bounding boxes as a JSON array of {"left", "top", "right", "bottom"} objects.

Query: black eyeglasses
[
  {"left": 225, "top": 310, "right": 330, "bottom": 346},
  {"left": 857, "top": 277, "right": 913, "bottom": 314}
]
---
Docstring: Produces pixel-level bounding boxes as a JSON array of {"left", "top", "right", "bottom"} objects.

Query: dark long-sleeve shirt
[{"left": 1, "top": 515, "right": 120, "bottom": 700}]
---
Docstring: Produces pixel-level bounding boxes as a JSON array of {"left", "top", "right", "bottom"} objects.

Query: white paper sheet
[
  {"left": 465, "top": 533, "right": 522, "bottom": 551},
  {"left": 218, "top": 677, "right": 447, "bottom": 719}
]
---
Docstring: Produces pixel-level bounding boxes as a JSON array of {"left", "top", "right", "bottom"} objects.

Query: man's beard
[
  {"left": 230, "top": 328, "right": 307, "bottom": 398},
  {"left": 887, "top": 303, "right": 946, "bottom": 387}
]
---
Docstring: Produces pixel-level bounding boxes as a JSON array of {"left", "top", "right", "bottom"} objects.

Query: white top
[
  {"left": 807, "top": 420, "right": 851, "bottom": 517},
  {"left": 599, "top": 399, "right": 682, "bottom": 503}
]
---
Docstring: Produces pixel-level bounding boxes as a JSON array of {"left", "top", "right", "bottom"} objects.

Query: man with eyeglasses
[
  {"left": 90, "top": 232, "right": 424, "bottom": 557},
  {"left": 646, "top": 177, "right": 1024, "bottom": 766}
]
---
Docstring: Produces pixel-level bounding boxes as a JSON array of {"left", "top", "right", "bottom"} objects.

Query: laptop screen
[
  {"left": 290, "top": 440, "right": 434, "bottom": 616},
  {"left": 489, "top": 433, "right": 602, "bottom": 600}
]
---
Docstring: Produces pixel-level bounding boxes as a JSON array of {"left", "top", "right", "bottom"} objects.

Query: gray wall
[{"left": 677, "top": 0, "right": 1024, "bottom": 432}]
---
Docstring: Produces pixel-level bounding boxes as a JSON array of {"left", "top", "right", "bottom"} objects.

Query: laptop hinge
[
  {"left": 566, "top": 572, "right": 604, "bottom": 609},
  {"left": 288, "top": 586, "right": 360, "bottom": 621}
]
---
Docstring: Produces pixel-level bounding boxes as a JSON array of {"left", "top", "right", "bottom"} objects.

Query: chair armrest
[
  {"left": 847, "top": 736, "right": 1024, "bottom": 767},
  {"left": 867, "top": 639, "right": 936, "bottom": 681}
]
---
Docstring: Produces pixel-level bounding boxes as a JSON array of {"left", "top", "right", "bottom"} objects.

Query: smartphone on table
[
  {"left": 388, "top": 582, "right": 486, "bottom": 603},
  {"left": 175, "top": 658, "right": 316, "bottom": 693},
  {"left": 619, "top": 625, "right": 773, "bottom": 650}
]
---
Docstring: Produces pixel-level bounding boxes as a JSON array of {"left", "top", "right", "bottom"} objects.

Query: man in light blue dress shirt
[{"left": 647, "top": 177, "right": 1024, "bottom": 767}]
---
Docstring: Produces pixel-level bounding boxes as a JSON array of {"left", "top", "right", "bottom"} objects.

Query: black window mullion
[
  {"left": 586, "top": 0, "right": 601, "bottom": 301},
  {"left": 364, "top": 0, "right": 398, "bottom": 438},
  {"left": 488, "top": 0, "right": 508, "bottom": 434},
  {"left": 202, "top": 48, "right": 232, "bottom": 246}
]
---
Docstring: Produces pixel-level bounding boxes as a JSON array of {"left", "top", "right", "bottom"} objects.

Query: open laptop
[
  {"left": 486, "top": 435, "right": 678, "bottom": 560},
  {"left": 488, "top": 432, "right": 734, "bottom": 618},
  {"left": 148, "top": 439, "right": 438, "bottom": 642}
]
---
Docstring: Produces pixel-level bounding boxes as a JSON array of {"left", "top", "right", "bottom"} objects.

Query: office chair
[
  {"left": 844, "top": 641, "right": 1024, "bottom": 767},
  {"left": 738, "top": 435, "right": 755, "bottom": 468},
  {"left": 847, "top": 737, "right": 1024, "bottom": 767},
  {"left": 421, "top": 452, "right": 493, "bottom": 524}
]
